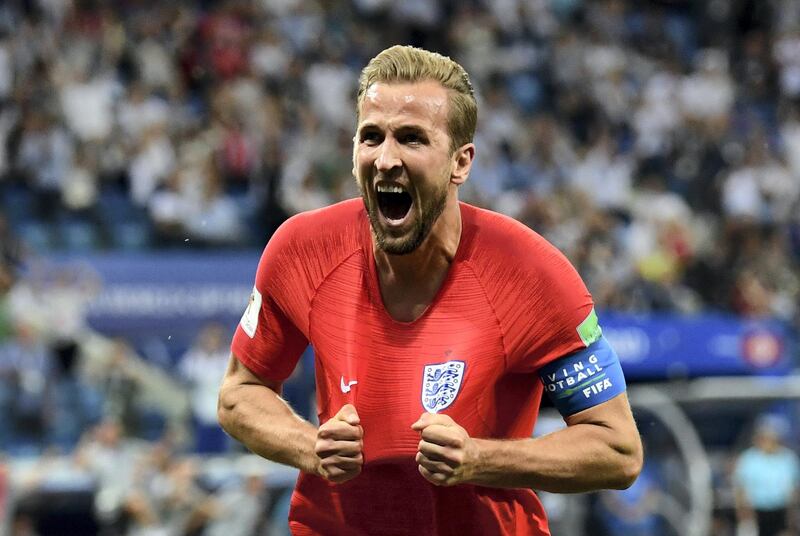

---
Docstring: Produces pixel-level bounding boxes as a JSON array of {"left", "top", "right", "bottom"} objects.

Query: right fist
[{"left": 315, "top": 404, "right": 364, "bottom": 483}]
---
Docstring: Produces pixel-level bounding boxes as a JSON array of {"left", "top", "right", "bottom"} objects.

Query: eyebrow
[{"left": 357, "top": 122, "right": 430, "bottom": 132}]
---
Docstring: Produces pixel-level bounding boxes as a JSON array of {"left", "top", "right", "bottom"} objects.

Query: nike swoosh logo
[{"left": 340, "top": 376, "right": 358, "bottom": 393}]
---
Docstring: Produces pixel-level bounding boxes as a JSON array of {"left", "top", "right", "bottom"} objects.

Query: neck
[
  {"left": 373, "top": 194, "right": 462, "bottom": 282},
  {"left": 372, "top": 194, "right": 462, "bottom": 322}
]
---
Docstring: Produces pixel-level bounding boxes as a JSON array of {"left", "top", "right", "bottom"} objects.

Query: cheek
[{"left": 355, "top": 150, "right": 374, "bottom": 171}]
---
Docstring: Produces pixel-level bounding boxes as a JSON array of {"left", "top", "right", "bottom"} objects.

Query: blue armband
[{"left": 538, "top": 336, "right": 626, "bottom": 416}]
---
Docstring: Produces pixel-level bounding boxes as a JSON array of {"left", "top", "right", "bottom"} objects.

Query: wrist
[
  {"left": 307, "top": 454, "right": 323, "bottom": 477},
  {"left": 463, "top": 437, "right": 489, "bottom": 485}
]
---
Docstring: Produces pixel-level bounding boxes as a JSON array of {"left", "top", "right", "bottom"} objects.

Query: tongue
[{"left": 379, "top": 192, "right": 412, "bottom": 220}]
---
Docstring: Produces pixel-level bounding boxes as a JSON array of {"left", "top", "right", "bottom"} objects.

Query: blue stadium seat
[
  {"left": 59, "top": 219, "right": 99, "bottom": 251},
  {"left": 98, "top": 190, "right": 138, "bottom": 224},
  {"left": 111, "top": 220, "right": 151, "bottom": 250},
  {"left": 17, "top": 221, "right": 54, "bottom": 252},
  {"left": 1, "top": 186, "right": 33, "bottom": 225}
]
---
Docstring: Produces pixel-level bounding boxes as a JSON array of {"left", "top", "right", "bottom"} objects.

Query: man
[
  {"left": 218, "top": 45, "right": 642, "bottom": 535},
  {"left": 734, "top": 414, "right": 799, "bottom": 536}
]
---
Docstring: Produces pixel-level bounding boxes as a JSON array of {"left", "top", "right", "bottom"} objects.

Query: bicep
[
  {"left": 222, "top": 352, "right": 282, "bottom": 394},
  {"left": 564, "top": 393, "right": 642, "bottom": 458},
  {"left": 564, "top": 392, "right": 635, "bottom": 431},
  {"left": 538, "top": 336, "right": 627, "bottom": 417}
]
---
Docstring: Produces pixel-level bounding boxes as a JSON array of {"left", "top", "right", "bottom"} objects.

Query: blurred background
[{"left": 0, "top": 0, "right": 798, "bottom": 534}]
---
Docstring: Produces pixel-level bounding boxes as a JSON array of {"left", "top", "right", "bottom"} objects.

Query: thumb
[
  {"left": 336, "top": 403, "right": 360, "bottom": 426},
  {"left": 411, "top": 412, "right": 432, "bottom": 431}
]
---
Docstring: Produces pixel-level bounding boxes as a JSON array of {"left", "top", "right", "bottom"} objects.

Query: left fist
[{"left": 411, "top": 413, "right": 477, "bottom": 486}]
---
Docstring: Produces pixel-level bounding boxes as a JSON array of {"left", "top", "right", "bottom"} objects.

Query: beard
[{"left": 362, "top": 179, "right": 449, "bottom": 256}]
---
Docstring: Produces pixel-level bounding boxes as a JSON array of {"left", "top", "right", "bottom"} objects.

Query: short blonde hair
[{"left": 357, "top": 45, "right": 477, "bottom": 152}]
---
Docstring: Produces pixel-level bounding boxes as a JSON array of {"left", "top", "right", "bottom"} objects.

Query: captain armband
[{"left": 538, "top": 336, "right": 627, "bottom": 416}]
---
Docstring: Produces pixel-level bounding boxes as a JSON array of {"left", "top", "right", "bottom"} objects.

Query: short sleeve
[
  {"left": 231, "top": 284, "right": 308, "bottom": 383},
  {"left": 467, "top": 211, "right": 598, "bottom": 374},
  {"left": 503, "top": 236, "right": 597, "bottom": 373},
  {"left": 231, "top": 219, "right": 311, "bottom": 383}
]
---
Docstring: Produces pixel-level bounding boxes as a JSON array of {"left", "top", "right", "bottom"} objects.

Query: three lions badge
[{"left": 422, "top": 360, "right": 465, "bottom": 413}]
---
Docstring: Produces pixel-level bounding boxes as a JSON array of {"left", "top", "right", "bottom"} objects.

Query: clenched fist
[
  {"left": 412, "top": 412, "right": 477, "bottom": 486},
  {"left": 315, "top": 404, "right": 364, "bottom": 483}
]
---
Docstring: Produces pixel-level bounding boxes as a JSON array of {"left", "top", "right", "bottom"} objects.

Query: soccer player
[{"left": 218, "top": 45, "right": 642, "bottom": 535}]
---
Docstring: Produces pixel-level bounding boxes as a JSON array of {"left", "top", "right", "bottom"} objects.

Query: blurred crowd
[
  {"left": 6, "top": 424, "right": 287, "bottom": 535},
  {"left": 0, "top": 0, "right": 796, "bottom": 319},
  {"left": 0, "top": 0, "right": 799, "bottom": 534},
  {"left": 0, "top": 287, "right": 305, "bottom": 535}
]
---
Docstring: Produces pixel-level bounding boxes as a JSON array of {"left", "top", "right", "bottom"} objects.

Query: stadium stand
[{"left": 0, "top": 0, "right": 798, "bottom": 534}]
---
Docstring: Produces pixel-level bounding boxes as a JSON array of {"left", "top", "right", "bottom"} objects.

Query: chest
[
  {"left": 308, "top": 255, "right": 506, "bottom": 436},
  {"left": 742, "top": 453, "right": 797, "bottom": 491}
]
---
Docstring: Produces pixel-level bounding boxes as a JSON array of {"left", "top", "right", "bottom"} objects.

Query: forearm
[
  {"left": 218, "top": 382, "right": 319, "bottom": 475},
  {"left": 467, "top": 422, "right": 641, "bottom": 493},
  {"left": 734, "top": 487, "right": 754, "bottom": 519}
]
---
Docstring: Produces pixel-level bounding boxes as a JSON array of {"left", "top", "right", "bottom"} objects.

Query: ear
[
  {"left": 450, "top": 143, "right": 475, "bottom": 186},
  {"left": 352, "top": 134, "right": 358, "bottom": 177}
]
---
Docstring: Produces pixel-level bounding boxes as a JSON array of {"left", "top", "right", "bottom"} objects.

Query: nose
[{"left": 374, "top": 138, "right": 402, "bottom": 174}]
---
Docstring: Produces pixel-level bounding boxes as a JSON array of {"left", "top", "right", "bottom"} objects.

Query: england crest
[{"left": 422, "top": 360, "right": 466, "bottom": 413}]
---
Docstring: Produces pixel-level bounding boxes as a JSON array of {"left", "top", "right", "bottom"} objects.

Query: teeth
[{"left": 376, "top": 183, "right": 406, "bottom": 194}]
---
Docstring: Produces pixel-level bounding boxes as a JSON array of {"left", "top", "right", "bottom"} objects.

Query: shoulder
[
  {"left": 458, "top": 203, "right": 594, "bottom": 366},
  {"left": 263, "top": 199, "right": 365, "bottom": 263},
  {"left": 460, "top": 202, "right": 579, "bottom": 286},
  {"left": 736, "top": 449, "right": 759, "bottom": 467},
  {"left": 272, "top": 198, "right": 365, "bottom": 246},
  {"left": 254, "top": 199, "right": 366, "bottom": 289},
  {"left": 780, "top": 448, "right": 800, "bottom": 463}
]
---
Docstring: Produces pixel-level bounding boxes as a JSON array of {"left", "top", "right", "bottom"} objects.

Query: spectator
[
  {"left": 101, "top": 340, "right": 143, "bottom": 437},
  {"left": 74, "top": 419, "right": 146, "bottom": 532},
  {"left": 127, "top": 124, "right": 176, "bottom": 207},
  {"left": 15, "top": 110, "right": 73, "bottom": 221},
  {"left": 597, "top": 462, "right": 663, "bottom": 536},
  {"left": 177, "top": 322, "right": 230, "bottom": 453},
  {"left": 734, "top": 415, "right": 800, "bottom": 536},
  {"left": 0, "top": 322, "right": 53, "bottom": 452},
  {"left": 201, "top": 459, "right": 269, "bottom": 536}
]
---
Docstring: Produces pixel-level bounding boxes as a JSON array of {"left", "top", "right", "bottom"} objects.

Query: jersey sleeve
[
  {"left": 508, "top": 245, "right": 596, "bottom": 372},
  {"left": 477, "top": 218, "right": 598, "bottom": 374},
  {"left": 231, "top": 216, "right": 312, "bottom": 383},
  {"left": 538, "top": 335, "right": 627, "bottom": 416}
]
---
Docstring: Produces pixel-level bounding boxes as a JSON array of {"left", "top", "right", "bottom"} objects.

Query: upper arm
[
  {"left": 564, "top": 392, "right": 637, "bottom": 438},
  {"left": 539, "top": 336, "right": 627, "bottom": 417},
  {"left": 221, "top": 352, "right": 282, "bottom": 396},
  {"left": 565, "top": 393, "right": 643, "bottom": 466},
  {"left": 489, "top": 226, "right": 596, "bottom": 373},
  {"left": 231, "top": 221, "right": 310, "bottom": 383}
]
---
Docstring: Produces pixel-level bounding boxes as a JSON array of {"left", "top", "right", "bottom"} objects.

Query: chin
[
  {"left": 374, "top": 224, "right": 427, "bottom": 255},
  {"left": 378, "top": 241, "right": 419, "bottom": 256},
  {"left": 375, "top": 232, "right": 421, "bottom": 255}
]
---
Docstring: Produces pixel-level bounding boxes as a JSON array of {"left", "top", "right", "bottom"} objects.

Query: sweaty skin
[{"left": 354, "top": 81, "right": 474, "bottom": 319}]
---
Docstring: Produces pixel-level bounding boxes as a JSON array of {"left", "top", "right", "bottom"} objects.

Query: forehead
[{"left": 358, "top": 81, "right": 449, "bottom": 131}]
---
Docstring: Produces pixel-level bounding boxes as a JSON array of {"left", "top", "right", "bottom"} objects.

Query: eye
[
  {"left": 360, "top": 131, "right": 381, "bottom": 145},
  {"left": 401, "top": 132, "right": 424, "bottom": 144}
]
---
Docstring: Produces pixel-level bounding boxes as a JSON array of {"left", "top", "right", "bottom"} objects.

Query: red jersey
[{"left": 232, "top": 199, "right": 594, "bottom": 536}]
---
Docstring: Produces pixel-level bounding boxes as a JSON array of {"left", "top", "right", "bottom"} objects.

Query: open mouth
[{"left": 376, "top": 183, "right": 413, "bottom": 222}]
